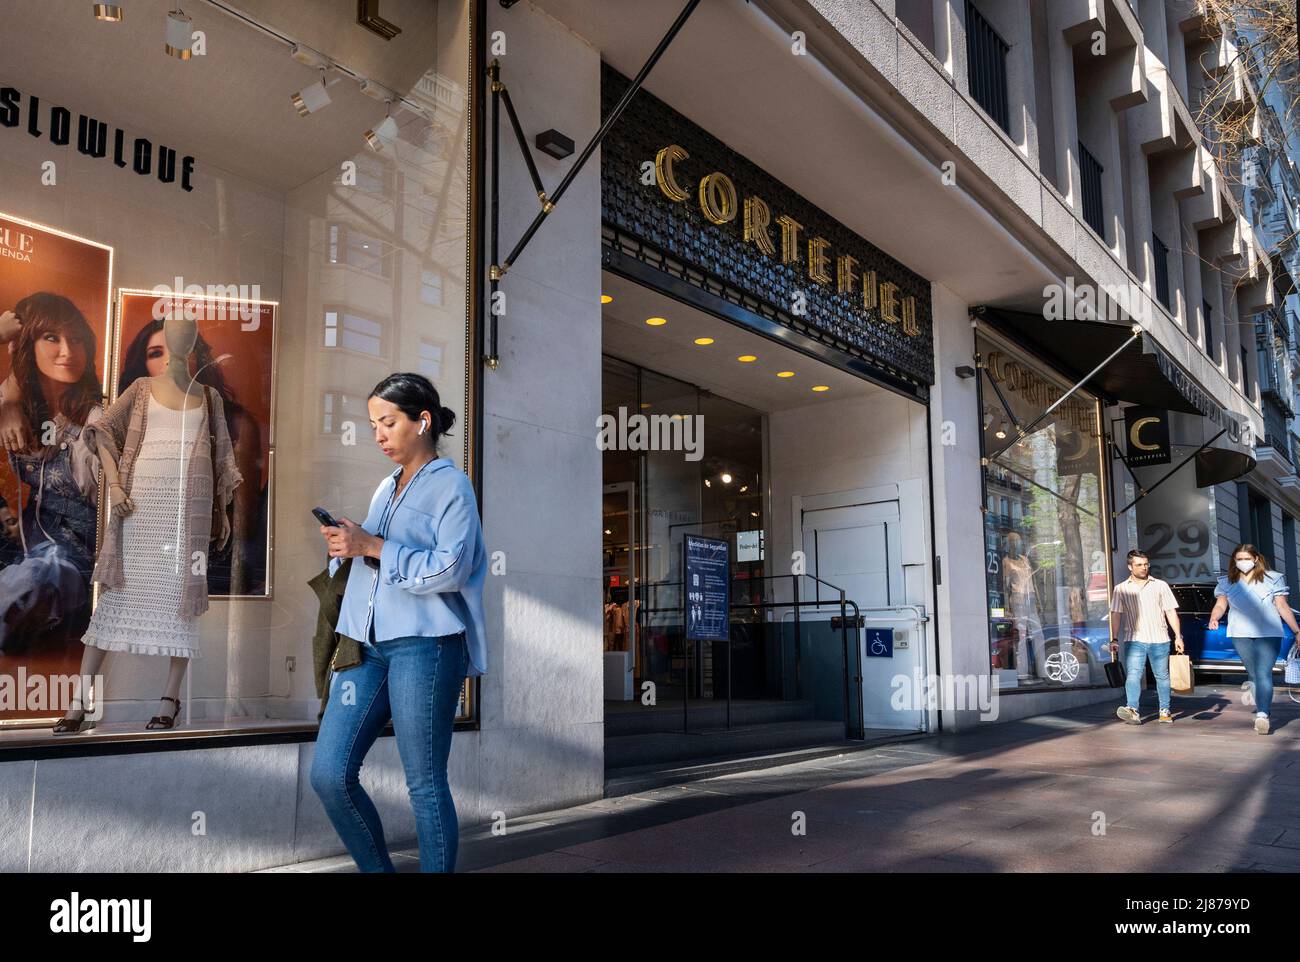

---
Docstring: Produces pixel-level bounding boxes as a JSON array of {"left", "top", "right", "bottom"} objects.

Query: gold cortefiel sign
[{"left": 653, "top": 143, "right": 921, "bottom": 337}]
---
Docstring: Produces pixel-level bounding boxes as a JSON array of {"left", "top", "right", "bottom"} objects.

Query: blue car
[{"left": 1170, "top": 583, "right": 1297, "bottom": 676}]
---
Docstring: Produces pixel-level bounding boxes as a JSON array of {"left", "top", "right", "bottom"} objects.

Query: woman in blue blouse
[
  {"left": 1208, "top": 543, "right": 1300, "bottom": 735},
  {"left": 310, "top": 373, "right": 487, "bottom": 872}
]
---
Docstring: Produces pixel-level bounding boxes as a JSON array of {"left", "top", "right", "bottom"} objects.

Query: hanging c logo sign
[{"left": 1130, "top": 416, "right": 1161, "bottom": 451}]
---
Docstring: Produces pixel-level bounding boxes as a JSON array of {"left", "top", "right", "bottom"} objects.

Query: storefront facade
[{"left": 0, "top": 0, "right": 1284, "bottom": 871}]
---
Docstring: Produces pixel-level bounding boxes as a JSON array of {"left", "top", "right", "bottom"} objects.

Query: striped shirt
[{"left": 1110, "top": 576, "right": 1178, "bottom": 645}]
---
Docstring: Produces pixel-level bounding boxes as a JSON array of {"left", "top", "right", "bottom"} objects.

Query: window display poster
[
  {"left": 0, "top": 212, "right": 113, "bottom": 722},
  {"left": 115, "top": 290, "right": 275, "bottom": 597},
  {"left": 684, "top": 533, "right": 730, "bottom": 642}
]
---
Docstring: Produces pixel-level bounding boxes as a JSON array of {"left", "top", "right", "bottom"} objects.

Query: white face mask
[{"left": 1236, "top": 559, "right": 1256, "bottom": 574}]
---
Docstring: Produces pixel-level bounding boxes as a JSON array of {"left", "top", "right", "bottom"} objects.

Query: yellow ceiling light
[
  {"left": 601, "top": 294, "right": 613, "bottom": 304},
  {"left": 776, "top": 371, "right": 795, "bottom": 378},
  {"left": 645, "top": 316, "right": 667, "bottom": 326},
  {"left": 811, "top": 385, "right": 830, "bottom": 392},
  {"left": 737, "top": 354, "right": 757, "bottom": 362},
  {"left": 694, "top": 337, "right": 714, "bottom": 345}
]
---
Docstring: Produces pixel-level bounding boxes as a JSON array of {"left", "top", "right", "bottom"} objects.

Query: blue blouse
[
  {"left": 331, "top": 457, "right": 487, "bottom": 676},
  {"left": 1214, "top": 570, "right": 1289, "bottom": 639}
]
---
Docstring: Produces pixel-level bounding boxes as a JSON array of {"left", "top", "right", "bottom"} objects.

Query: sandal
[
  {"left": 145, "top": 696, "right": 182, "bottom": 731},
  {"left": 52, "top": 701, "right": 96, "bottom": 735}
]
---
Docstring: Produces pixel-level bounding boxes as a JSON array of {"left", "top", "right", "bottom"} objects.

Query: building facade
[{"left": 0, "top": 0, "right": 1293, "bottom": 871}]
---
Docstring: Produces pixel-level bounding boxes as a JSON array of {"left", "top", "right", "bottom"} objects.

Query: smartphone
[{"left": 312, "top": 506, "right": 342, "bottom": 528}]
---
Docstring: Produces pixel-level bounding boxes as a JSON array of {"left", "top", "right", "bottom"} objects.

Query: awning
[
  {"left": 973, "top": 306, "right": 1210, "bottom": 415},
  {"left": 974, "top": 305, "right": 1255, "bottom": 489},
  {"left": 1196, "top": 446, "right": 1255, "bottom": 487}
]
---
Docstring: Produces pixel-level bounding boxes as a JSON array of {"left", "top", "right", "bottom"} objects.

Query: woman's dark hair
[
  {"left": 368, "top": 372, "right": 455, "bottom": 441},
  {"left": 11, "top": 292, "right": 102, "bottom": 430},
  {"left": 119, "top": 317, "right": 234, "bottom": 405}
]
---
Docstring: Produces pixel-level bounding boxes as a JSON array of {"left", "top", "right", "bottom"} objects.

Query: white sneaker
[
  {"left": 1116, "top": 706, "right": 1141, "bottom": 725},
  {"left": 1255, "top": 713, "right": 1270, "bottom": 735}
]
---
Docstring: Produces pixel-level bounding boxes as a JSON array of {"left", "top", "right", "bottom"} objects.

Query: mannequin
[
  {"left": 1002, "top": 532, "right": 1046, "bottom": 680},
  {"left": 53, "top": 315, "right": 241, "bottom": 733}
]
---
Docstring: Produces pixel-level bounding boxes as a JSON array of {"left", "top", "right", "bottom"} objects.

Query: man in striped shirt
[{"left": 1110, "top": 549, "right": 1184, "bottom": 725}]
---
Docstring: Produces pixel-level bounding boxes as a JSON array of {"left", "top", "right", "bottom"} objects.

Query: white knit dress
[{"left": 82, "top": 395, "right": 209, "bottom": 658}]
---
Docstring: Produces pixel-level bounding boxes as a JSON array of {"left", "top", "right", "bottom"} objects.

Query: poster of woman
[
  {"left": 114, "top": 289, "right": 275, "bottom": 598},
  {"left": 0, "top": 212, "right": 113, "bottom": 725}
]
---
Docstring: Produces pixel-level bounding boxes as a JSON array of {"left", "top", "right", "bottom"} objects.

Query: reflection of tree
[{"left": 1056, "top": 474, "right": 1086, "bottom": 625}]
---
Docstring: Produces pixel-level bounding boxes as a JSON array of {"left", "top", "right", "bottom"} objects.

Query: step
[
  {"left": 604, "top": 719, "right": 848, "bottom": 769},
  {"left": 604, "top": 699, "right": 816, "bottom": 736}
]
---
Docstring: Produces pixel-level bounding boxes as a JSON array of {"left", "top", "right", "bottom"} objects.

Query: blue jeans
[
  {"left": 1231, "top": 636, "right": 1279, "bottom": 717},
  {"left": 310, "top": 633, "right": 468, "bottom": 872},
  {"left": 1123, "top": 641, "right": 1171, "bottom": 712}
]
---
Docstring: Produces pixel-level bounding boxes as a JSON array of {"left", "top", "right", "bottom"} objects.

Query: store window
[
  {"left": 978, "top": 331, "right": 1110, "bottom": 688},
  {"left": 0, "top": 1, "right": 475, "bottom": 739}
]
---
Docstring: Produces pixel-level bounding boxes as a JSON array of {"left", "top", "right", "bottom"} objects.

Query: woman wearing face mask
[
  {"left": 1208, "top": 544, "right": 1300, "bottom": 734},
  {"left": 310, "top": 372, "right": 487, "bottom": 873}
]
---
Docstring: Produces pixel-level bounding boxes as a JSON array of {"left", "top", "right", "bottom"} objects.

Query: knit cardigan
[{"left": 82, "top": 377, "right": 242, "bottom": 616}]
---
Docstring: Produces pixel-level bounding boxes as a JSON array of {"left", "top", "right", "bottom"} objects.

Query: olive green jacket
[{"left": 308, "top": 558, "right": 362, "bottom": 721}]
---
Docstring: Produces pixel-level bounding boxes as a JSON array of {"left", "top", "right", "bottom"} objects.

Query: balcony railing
[
  {"left": 965, "top": 0, "right": 1010, "bottom": 135},
  {"left": 1079, "top": 141, "right": 1105, "bottom": 237},
  {"left": 1261, "top": 395, "right": 1293, "bottom": 463},
  {"left": 1153, "top": 233, "right": 1171, "bottom": 309}
]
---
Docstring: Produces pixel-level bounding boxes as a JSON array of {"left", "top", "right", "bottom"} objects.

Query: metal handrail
[{"left": 631, "top": 572, "right": 867, "bottom": 739}]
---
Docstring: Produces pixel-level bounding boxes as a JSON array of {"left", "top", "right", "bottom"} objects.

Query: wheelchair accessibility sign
[{"left": 865, "top": 628, "right": 894, "bottom": 657}]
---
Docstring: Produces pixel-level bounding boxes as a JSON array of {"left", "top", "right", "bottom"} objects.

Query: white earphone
[{"left": 418, "top": 418, "right": 429, "bottom": 436}]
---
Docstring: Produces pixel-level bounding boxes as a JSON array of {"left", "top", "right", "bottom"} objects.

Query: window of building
[
  {"left": 420, "top": 269, "right": 444, "bottom": 306},
  {"left": 0, "top": 2, "right": 476, "bottom": 745},
  {"left": 1203, "top": 299, "right": 1216, "bottom": 362},
  {"left": 1078, "top": 141, "right": 1105, "bottom": 237},
  {"left": 1152, "top": 232, "right": 1171, "bottom": 309},
  {"left": 323, "top": 309, "right": 386, "bottom": 358},
  {"left": 965, "top": 0, "right": 1011, "bottom": 134},
  {"left": 978, "top": 330, "right": 1109, "bottom": 689},
  {"left": 327, "top": 222, "right": 392, "bottom": 279},
  {"left": 418, "top": 339, "right": 445, "bottom": 380}
]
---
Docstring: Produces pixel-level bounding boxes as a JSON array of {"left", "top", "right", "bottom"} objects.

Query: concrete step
[
  {"left": 604, "top": 699, "right": 816, "bottom": 736},
  {"left": 604, "top": 719, "right": 848, "bottom": 769}
]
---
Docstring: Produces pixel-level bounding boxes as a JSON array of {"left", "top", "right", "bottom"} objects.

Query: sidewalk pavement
[{"left": 262, "top": 682, "right": 1300, "bottom": 873}]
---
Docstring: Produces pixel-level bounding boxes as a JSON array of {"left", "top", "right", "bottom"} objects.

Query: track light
[
  {"left": 364, "top": 104, "right": 399, "bottom": 151},
  {"left": 165, "top": 7, "right": 193, "bottom": 59},
  {"left": 93, "top": 3, "right": 123, "bottom": 21},
  {"left": 292, "top": 70, "right": 332, "bottom": 116},
  {"left": 995, "top": 420, "right": 1008, "bottom": 440}
]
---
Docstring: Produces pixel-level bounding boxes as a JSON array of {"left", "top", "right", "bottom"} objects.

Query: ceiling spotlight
[
  {"left": 290, "top": 43, "right": 330, "bottom": 68},
  {"left": 721, "top": 473, "right": 732, "bottom": 484},
  {"left": 601, "top": 294, "right": 613, "bottom": 304},
  {"left": 739, "top": 485, "right": 749, "bottom": 493},
  {"left": 603, "top": 528, "right": 612, "bottom": 536},
  {"left": 750, "top": 511, "right": 759, "bottom": 518},
  {"left": 811, "top": 385, "right": 830, "bottom": 392},
  {"left": 737, "top": 354, "right": 757, "bottom": 363},
  {"left": 292, "top": 72, "right": 332, "bottom": 117},
  {"left": 694, "top": 337, "right": 714, "bottom": 345},
  {"left": 359, "top": 79, "right": 397, "bottom": 102},
  {"left": 93, "top": 3, "right": 123, "bottom": 21},
  {"left": 995, "top": 420, "right": 1008, "bottom": 439},
  {"left": 704, "top": 478, "right": 712, "bottom": 488},
  {"left": 165, "top": 7, "right": 193, "bottom": 59},
  {"left": 365, "top": 108, "right": 400, "bottom": 151},
  {"left": 983, "top": 411, "right": 994, "bottom": 429},
  {"left": 645, "top": 317, "right": 667, "bottom": 326},
  {"left": 777, "top": 371, "right": 795, "bottom": 378}
]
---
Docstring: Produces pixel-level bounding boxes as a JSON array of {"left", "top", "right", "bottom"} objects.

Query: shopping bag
[
  {"left": 1104, "top": 646, "right": 1125, "bottom": 688},
  {"left": 1285, "top": 644, "right": 1300, "bottom": 685},
  {"left": 1169, "top": 653, "right": 1194, "bottom": 694}
]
